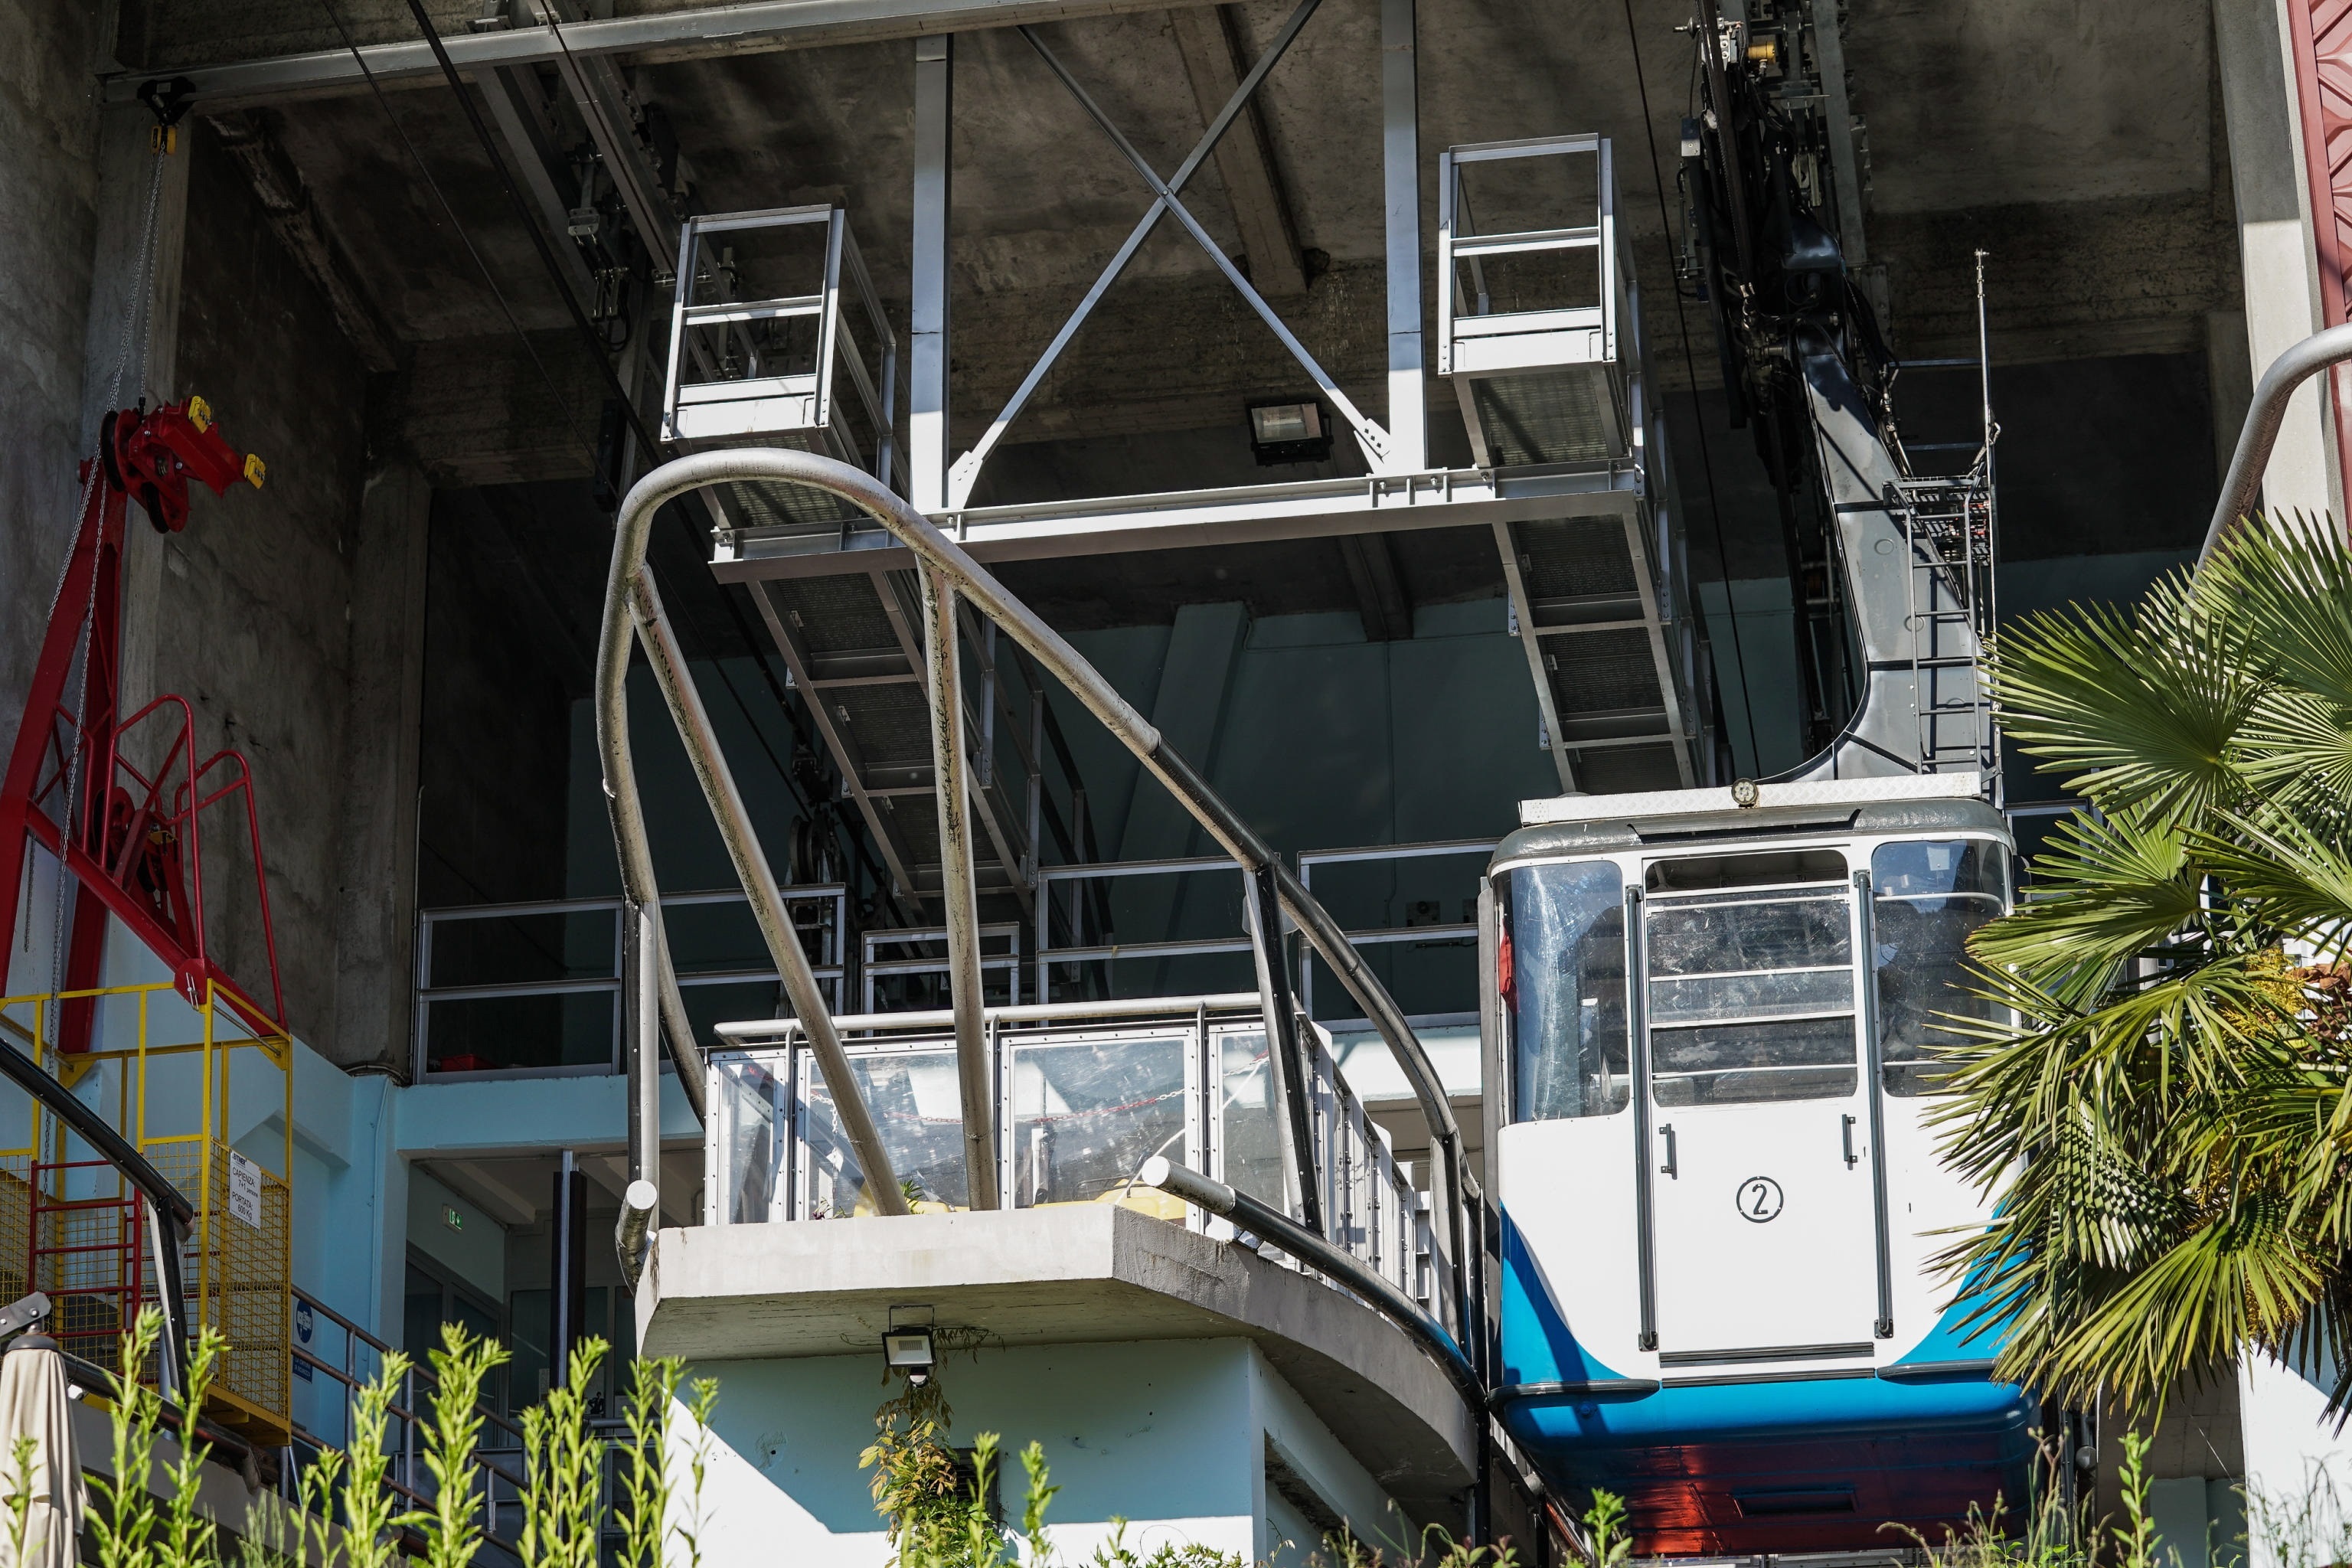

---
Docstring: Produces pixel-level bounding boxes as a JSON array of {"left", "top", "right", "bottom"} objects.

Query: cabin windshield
[
  {"left": 1870, "top": 838, "right": 2007, "bottom": 1096},
  {"left": 1504, "top": 861, "right": 1628, "bottom": 1121}
]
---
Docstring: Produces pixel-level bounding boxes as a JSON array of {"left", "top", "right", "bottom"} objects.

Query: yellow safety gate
[{"left": 0, "top": 982, "right": 292, "bottom": 1446}]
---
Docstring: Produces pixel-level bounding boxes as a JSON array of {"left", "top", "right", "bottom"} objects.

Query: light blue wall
[
  {"left": 407, "top": 1165, "right": 505, "bottom": 1303},
  {"left": 675, "top": 1337, "right": 1401, "bottom": 1564}
]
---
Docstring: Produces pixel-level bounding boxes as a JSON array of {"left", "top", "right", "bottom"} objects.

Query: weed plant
[{"left": 44, "top": 1309, "right": 714, "bottom": 1568}]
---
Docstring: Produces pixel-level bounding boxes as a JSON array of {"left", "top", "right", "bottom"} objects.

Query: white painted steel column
[
  {"left": 922, "top": 567, "right": 1000, "bottom": 1209},
  {"left": 912, "top": 35, "right": 954, "bottom": 514},
  {"left": 2216, "top": 0, "right": 2340, "bottom": 520},
  {"left": 1380, "top": 0, "right": 1426, "bottom": 474}
]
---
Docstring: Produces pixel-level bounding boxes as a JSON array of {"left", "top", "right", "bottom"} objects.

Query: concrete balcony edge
[{"left": 638, "top": 1205, "right": 1477, "bottom": 1505}]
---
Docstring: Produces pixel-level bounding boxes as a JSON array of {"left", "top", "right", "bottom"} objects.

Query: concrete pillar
[
  {"left": 2215, "top": 0, "right": 2340, "bottom": 520},
  {"left": 330, "top": 459, "right": 432, "bottom": 1077}
]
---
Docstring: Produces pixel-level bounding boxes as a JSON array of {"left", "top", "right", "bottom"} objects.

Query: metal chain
[{"left": 38, "top": 144, "right": 171, "bottom": 1021}]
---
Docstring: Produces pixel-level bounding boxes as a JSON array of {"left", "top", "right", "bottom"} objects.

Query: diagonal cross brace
[{"left": 946, "top": 0, "right": 1390, "bottom": 508}]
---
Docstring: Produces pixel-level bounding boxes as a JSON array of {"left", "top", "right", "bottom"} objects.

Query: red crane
[{"left": 0, "top": 397, "right": 286, "bottom": 1050}]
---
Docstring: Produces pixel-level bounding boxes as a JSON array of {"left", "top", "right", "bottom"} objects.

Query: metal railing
[
  {"left": 413, "top": 887, "right": 848, "bottom": 1080},
  {"left": 706, "top": 995, "right": 1446, "bottom": 1321},
  {"left": 1031, "top": 841, "right": 1497, "bottom": 1022},
  {"left": 288, "top": 1288, "right": 530, "bottom": 1560}
]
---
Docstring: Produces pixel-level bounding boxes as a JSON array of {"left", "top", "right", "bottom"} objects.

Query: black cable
[
  {"left": 1619, "top": 0, "right": 1765, "bottom": 774},
  {"left": 374, "top": 0, "right": 915, "bottom": 917}
]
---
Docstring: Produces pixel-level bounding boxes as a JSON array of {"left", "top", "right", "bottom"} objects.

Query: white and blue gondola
[{"left": 1483, "top": 782, "right": 2037, "bottom": 1553}]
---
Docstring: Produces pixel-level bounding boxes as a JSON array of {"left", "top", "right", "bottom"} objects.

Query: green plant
[
  {"left": 158, "top": 1329, "right": 227, "bottom": 1568},
  {"left": 519, "top": 1334, "right": 609, "bottom": 1568},
  {"left": 2112, "top": 1432, "right": 2158, "bottom": 1568},
  {"left": 2, "top": 1432, "right": 41, "bottom": 1566},
  {"left": 1936, "top": 514, "right": 2352, "bottom": 1415},
  {"left": 89, "top": 1309, "right": 168, "bottom": 1568}
]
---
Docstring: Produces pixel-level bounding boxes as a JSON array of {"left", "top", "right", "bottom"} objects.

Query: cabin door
[{"left": 1640, "top": 878, "right": 1880, "bottom": 1357}]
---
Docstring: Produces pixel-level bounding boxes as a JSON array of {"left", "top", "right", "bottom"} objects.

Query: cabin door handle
[
  {"left": 1843, "top": 1114, "right": 1859, "bottom": 1168},
  {"left": 1659, "top": 1123, "right": 1677, "bottom": 1178}
]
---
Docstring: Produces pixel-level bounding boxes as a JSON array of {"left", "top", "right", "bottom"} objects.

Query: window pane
[
  {"left": 1506, "top": 861, "right": 1629, "bottom": 1121},
  {"left": 1649, "top": 968, "right": 1854, "bottom": 1025},
  {"left": 717, "top": 1057, "right": 788, "bottom": 1223},
  {"left": 805, "top": 1048, "right": 968, "bottom": 1214},
  {"left": 1646, "top": 893, "right": 1852, "bottom": 976},
  {"left": 1218, "top": 1032, "right": 1286, "bottom": 1208},
  {"left": 1872, "top": 839, "right": 2007, "bottom": 1096},
  {"left": 1651, "top": 1018, "right": 1859, "bottom": 1106},
  {"left": 1010, "top": 1036, "right": 1187, "bottom": 1206}
]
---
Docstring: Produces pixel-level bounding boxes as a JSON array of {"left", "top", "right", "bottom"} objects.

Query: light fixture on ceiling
[{"left": 1246, "top": 400, "right": 1334, "bottom": 466}]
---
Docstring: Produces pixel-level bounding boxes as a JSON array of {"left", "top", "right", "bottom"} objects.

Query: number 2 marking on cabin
[{"left": 1736, "top": 1177, "right": 1784, "bottom": 1223}]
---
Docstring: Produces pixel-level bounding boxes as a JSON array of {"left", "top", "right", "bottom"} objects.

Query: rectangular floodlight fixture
[
  {"left": 1246, "top": 400, "right": 1334, "bottom": 466},
  {"left": 883, "top": 1327, "right": 937, "bottom": 1378}
]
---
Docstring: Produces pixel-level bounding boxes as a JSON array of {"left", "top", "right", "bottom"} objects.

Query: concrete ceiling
[{"left": 167, "top": 0, "right": 2226, "bottom": 391}]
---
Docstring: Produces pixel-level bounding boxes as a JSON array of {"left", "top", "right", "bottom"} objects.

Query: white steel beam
[
  {"left": 1380, "top": 0, "right": 1426, "bottom": 472},
  {"left": 100, "top": 0, "right": 1227, "bottom": 108},
  {"left": 711, "top": 464, "right": 1643, "bottom": 580},
  {"left": 910, "top": 34, "right": 953, "bottom": 513}
]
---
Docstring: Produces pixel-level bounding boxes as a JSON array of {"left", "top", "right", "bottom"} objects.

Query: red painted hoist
[{"left": 0, "top": 397, "right": 286, "bottom": 1050}]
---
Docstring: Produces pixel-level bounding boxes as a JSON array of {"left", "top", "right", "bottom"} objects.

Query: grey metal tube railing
[
  {"left": 605, "top": 447, "right": 1481, "bottom": 1332},
  {"left": 1140, "top": 1156, "right": 1481, "bottom": 1411},
  {"left": 599, "top": 513, "right": 906, "bottom": 1209},
  {"left": 2200, "top": 322, "right": 2352, "bottom": 565}
]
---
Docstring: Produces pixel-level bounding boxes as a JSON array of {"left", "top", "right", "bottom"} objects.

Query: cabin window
[
  {"left": 1870, "top": 838, "right": 2007, "bottom": 1096},
  {"left": 1504, "top": 861, "right": 1629, "bottom": 1120},
  {"left": 1645, "top": 851, "right": 1857, "bottom": 1106}
]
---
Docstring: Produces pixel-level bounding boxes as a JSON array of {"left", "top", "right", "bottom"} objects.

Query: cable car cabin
[{"left": 1482, "top": 774, "right": 2035, "bottom": 1553}]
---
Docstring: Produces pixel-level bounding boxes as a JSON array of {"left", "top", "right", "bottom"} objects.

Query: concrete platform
[{"left": 638, "top": 1205, "right": 1478, "bottom": 1508}]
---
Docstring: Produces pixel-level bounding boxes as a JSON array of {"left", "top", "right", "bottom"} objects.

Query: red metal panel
[{"left": 2284, "top": 0, "right": 2352, "bottom": 511}]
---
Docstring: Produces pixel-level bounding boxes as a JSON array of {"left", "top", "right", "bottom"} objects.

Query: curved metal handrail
[
  {"left": 2200, "top": 321, "right": 2352, "bottom": 564},
  {"left": 597, "top": 448, "right": 1480, "bottom": 1305}
]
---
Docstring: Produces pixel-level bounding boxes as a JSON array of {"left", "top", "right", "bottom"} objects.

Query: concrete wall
[
  {"left": 0, "top": 0, "right": 103, "bottom": 726},
  {"left": 163, "top": 117, "right": 373, "bottom": 1040},
  {"left": 672, "top": 1338, "right": 1401, "bottom": 1565}
]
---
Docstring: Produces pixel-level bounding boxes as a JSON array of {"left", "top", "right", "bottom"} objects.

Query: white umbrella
[{"left": 0, "top": 1333, "right": 82, "bottom": 1568}]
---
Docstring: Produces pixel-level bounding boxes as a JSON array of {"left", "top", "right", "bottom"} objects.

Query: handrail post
[{"left": 1243, "top": 865, "right": 1321, "bottom": 1236}]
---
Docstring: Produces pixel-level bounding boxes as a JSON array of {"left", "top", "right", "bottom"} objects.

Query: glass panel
[
  {"left": 1648, "top": 968, "right": 1853, "bottom": 1024},
  {"left": 423, "top": 991, "right": 613, "bottom": 1073},
  {"left": 1651, "top": 1018, "right": 1860, "bottom": 1106},
  {"left": 1645, "top": 884, "right": 1857, "bottom": 1106},
  {"left": 1646, "top": 893, "right": 1852, "bottom": 976},
  {"left": 717, "top": 1057, "right": 789, "bottom": 1223},
  {"left": 1872, "top": 839, "right": 2008, "bottom": 1096},
  {"left": 1010, "top": 1036, "right": 1188, "bottom": 1207},
  {"left": 426, "top": 910, "right": 614, "bottom": 988},
  {"left": 1218, "top": 1031, "right": 1285, "bottom": 1209},
  {"left": 804, "top": 1047, "right": 968, "bottom": 1214},
  {"left": 1504, "top": 861, "right": 1629, "bottom": 1121}
]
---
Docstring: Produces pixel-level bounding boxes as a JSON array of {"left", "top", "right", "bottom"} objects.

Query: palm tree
[{"left": 1936, "top": 514, "right": 2352, "bottom": 1416}]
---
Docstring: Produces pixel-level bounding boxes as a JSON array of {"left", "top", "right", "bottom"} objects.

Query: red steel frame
[
  {"left": 2284, "top": 0, "right": 2352, "bottom": 513},
  {"left": 0, "top": 400, "right": 283, "bottom": 1047}
]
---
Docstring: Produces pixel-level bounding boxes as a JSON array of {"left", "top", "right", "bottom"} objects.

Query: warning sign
[{"left": 228, "top": 1151, "right": 262, "bottom": 1230}]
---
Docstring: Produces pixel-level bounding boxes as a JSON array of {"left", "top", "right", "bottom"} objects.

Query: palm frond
[
  {"left": 2202, "top": 812, "right": 2352, "bottom": 959},
  {"left": 1969, "top": 808, "right": 2200, "bottom": 1000},
  {"left": 1990, "top": 570, "right": 2259, "bottom": 822},
  {"left": 2205, "top": 511, "right": 2352, "bottom": 709}
]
